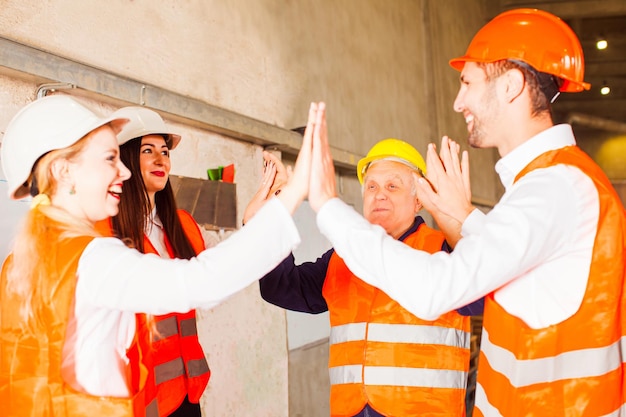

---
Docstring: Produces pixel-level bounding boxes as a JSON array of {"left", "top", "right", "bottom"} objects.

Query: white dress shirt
[
  {"left": 145, "top": 208, "right": 171, "bottom": 258},
  {"left": 61, "top": 197, "right": 299, "bottom": 397},
  {"left": 317, "top": 124, "right": 598, "bottom": 328}
]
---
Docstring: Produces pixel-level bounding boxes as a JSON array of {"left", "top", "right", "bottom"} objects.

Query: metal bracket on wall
[{"left": 36, "top": 82, "right": 75, "bottom": 99}]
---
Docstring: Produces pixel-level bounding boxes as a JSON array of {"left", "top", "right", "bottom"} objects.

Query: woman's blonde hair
[{"left": 5, "top": 131, "right": 100, "bottom": 324}]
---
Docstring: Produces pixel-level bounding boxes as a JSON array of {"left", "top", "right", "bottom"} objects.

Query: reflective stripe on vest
[
  {"left": 331, "top": 322, "right": 470, "bottom": 347},
  {"left": 152, "top": 343, "right": 210, "bottom": 384},
  {"left": 188, "top": 358, "right": 211, "bottom": 378},
  {"left": 0, "top": 234, "right": 137, "bottom": 417},
  {"left": 330, "top": 364, "right": 467, "bottom": 389},
  {"left": 154, "top": 316, "right": 198, "bottom": 340},
  {"left": 154, "top": 316, "right": 178, "bottom": 340},
  {"left": 474, "top": 384, "right": 626, "bottom": 417},
  {"left": 152, "top": 315, "right": 208, "bottom": 383},
  {"left": 476, "top": 146, "right": 626, "bottom": 416},
  {"left": 146, "top": 399, "right": 159, "bottom": 417},
  {"left": 330, "top": 322, "right": 469, "bottom": 388},
  {"left": 481, "top": 327, "right": 625, "bottom": 387},
  {"left": 180, "top": 318, "right": 198, "bottom": 337},
  {"left": 140, "top": 210, "right": 210, "bottom": 416},
  {"left": 324, "top": 223, "right": 469, "bottom": 417},
  {"left": 155, "top": 357, "right": 185, "bottom": 385}
]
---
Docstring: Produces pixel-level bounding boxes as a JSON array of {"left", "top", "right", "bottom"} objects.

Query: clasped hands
[
  {"left": 243, "top": 102, "right": 336, "bottom": 222},
  {"left": 244, "top": 102, "right": 474, "bottom": 233}
]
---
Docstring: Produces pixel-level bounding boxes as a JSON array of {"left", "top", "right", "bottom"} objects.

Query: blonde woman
[{"left": 0, "top": 95, "right": 318, "bottom": 416}]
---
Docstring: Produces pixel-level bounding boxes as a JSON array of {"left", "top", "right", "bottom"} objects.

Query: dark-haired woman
[{"left": 100, "top": 107, "right": 208, "bottom": 417}]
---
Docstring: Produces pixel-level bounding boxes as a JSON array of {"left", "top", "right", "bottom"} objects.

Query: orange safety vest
[
  {"left": 323, "top": 223, "right": 470, "bottom": 417},
  {"left": 474, "top": 146, "right": 626, "bottom": 416},
  {"left": 0, "top": 230, "right": 144, "bottom": 417},
  {"left": 98, "top": 210, "right": 211, "bottom": 417}
]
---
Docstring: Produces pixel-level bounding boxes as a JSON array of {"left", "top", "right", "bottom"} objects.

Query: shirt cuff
[
  {"left": 461, "top": 208, "right": 486, "bottom": 237},
  {"left": 316, "top": 198, "right": 355, "bottom": 239}
]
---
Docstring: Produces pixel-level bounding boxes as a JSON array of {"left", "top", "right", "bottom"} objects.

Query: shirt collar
[
  {"left": 495, "top": 124, "right": 577, "bottom": 190},
  {"left": 147, "top": 207, "right": 163, "bottom": 233},
  {"left": 398, "top": 216, "right": 426, "bottom": 242}
]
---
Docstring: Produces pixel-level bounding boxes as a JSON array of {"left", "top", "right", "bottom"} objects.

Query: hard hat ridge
[
  {"left": 357, "top": 138, "right": 427, "bottom": 184},
  {"left": 112, "top": 106, "right": 181, "bottom": 150},
  {"left": 449, "top": 8, "right": 591, "bottom": 93}
]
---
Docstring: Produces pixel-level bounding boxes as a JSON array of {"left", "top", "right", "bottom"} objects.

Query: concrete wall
[
  {"left": 283, "top": 2, "right": 495, "bottom": 414},
  {"left": 576, "top": 131, "right": 626, "bottom": 205},
  {"left": 0, "top": 0, "right": 505, "bottom": 416}
]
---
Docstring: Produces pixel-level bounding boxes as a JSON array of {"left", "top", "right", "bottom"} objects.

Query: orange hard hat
[{"left": 449, "top": 8, "right": 590, "bottom": 93}]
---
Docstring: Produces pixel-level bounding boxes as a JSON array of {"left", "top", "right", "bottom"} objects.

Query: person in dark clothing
[{"left": 247, "top": 139, "right": 483, "bottom": 417}]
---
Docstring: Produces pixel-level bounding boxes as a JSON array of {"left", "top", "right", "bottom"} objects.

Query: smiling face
[
  {"left": 453, "top": 61, "right": 502, "bottom": 149},
  {"left": 362, "top": 160, "right": 421, "bottom": 239},
  {"left": 65, "top": 125, "right": 131, "bottom": 223},
  {"left": 139, "top": 135, "right": 171, "bottom": 205}
]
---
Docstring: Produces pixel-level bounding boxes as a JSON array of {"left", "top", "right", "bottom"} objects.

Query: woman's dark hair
[{"left": 111, "top": 136, "right": 196, "bottom": 259}]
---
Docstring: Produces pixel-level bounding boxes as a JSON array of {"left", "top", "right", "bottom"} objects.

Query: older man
[{"left": 255, "top": 138, "right": 482, "bottom": 417}]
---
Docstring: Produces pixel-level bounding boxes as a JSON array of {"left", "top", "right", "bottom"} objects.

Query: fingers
[
  {"left": 276, "top": 102, "right": 317, "bottom": 214},
  {"left": 313, "top": 103, "right": 330, "bottom": 174},
  {"left": 438, "top": 136, "right": 452, "bottom": 169},
  {"left": 260, "top": 161, "right": 276, "bottom": 195},
  {"left": 437, "top": 136, "right": 465, "bottom": 184},
  {"left": 262, "top": 159, "right": 275, "bottom": 183},
  {"left": 443, "top": 138, "right": 471, "bottom": 202},
  {"left": 243, "top": 159, "right": 277, "bottom": 224},
  {"left": 425, "top": 142, "right": 445, "bottom": 188},
  {"left": 313, "top": 102, "right": 331, "bottom": 178},
  {"left": 309, "top": 102, "right": 337, "bottom": 212},
  {"left": 314, "top": 102, "right": 327, "bottom": 148},
  {"left": 448, "top": 139, "right": 463, "bottom": 179},
  {"left": 461, "top": 150, "right": 471, "bottom": 200},
  {"left": 299, "top": 102, "right": 317, "bottom": 162},
  {"left": 263, "top": 151, "right": 285, "bottom": 171},
  {"left": 414, "top": 175, "right": 438, "bottom": 213},
  {"left": 263, "top": 150, "right": 289, "bottom": 194},
  {"left": 438, "top": 136, "right": 459, "bottom": 176},
  {"left": 292, "top": 102, "right": 316, "bottom": 181}
]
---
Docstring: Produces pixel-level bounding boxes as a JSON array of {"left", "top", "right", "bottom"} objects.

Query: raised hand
[
  {"left": 242, "top": 152, "right": 284, "bottom": 224},
  {"left": 276, "top": 102, "right": 318, "bottom": 214},
  {"left": 308, "top": 102, "right": 337, "bottom": 212},
  {"left": 266, "top": 151, "right": 291, "bottom": 197},
  {"left": 415, "top": 136, "right": 473, "bottom": 245}
]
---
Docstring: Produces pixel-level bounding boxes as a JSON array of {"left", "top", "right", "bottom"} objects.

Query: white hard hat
[
  {"left": 112, "top": 106, "right": 181, "bottom": 150},
  {"left": 1, "top": 95, "right": 129, "bottom": 200}
]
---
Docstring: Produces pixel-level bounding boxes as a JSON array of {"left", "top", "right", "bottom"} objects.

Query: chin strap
[{"left": 509, "top": 60, "right": 562, "bottom": 103}]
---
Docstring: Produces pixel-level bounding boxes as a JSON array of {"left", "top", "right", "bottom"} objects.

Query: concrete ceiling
[{"left": 491, "top": 0, "right": 626, "bottom": 137}]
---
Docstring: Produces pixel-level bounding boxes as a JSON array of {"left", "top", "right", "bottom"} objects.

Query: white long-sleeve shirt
[
  {"left": 317, "top": 124, "right": 598, "bottom": 327},
  {"left": 62, "top": 197, "right": 299, "bottom": 397}
]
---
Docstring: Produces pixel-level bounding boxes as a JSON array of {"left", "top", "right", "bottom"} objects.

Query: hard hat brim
[{"left": 5, "top": 114, "right": 129, "bottom": 200}]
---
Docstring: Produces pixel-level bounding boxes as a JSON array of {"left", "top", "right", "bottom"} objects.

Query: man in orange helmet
[
  {"left": 307, "top": 8, "right": 626, "bottom": 416},
  {"left": 247, "top": 139, "right": 483, "bottom": 417}
]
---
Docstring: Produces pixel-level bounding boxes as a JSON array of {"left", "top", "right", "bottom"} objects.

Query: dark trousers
[
  {"left": 354, "top": 404, "right": 385, "bottom": 417},
  {"left": 168, "top": 395, "right": 202, "bottom": 417}
]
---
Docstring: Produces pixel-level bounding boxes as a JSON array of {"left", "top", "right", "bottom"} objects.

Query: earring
[{"left": 69, "top": 186, "right": 76, "bottom": 195}]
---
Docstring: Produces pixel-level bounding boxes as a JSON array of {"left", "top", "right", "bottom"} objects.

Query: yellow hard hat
[{"left": 357, "top": 138, "right": 426, "bottom": 184}]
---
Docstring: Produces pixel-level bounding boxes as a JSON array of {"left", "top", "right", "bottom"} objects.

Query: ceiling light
[
  {"left": 600, "top": 85, "right": 611, "bottom": 95},
  {"left": 596, "top": 39, "right": 608, "bottom": 50}
]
